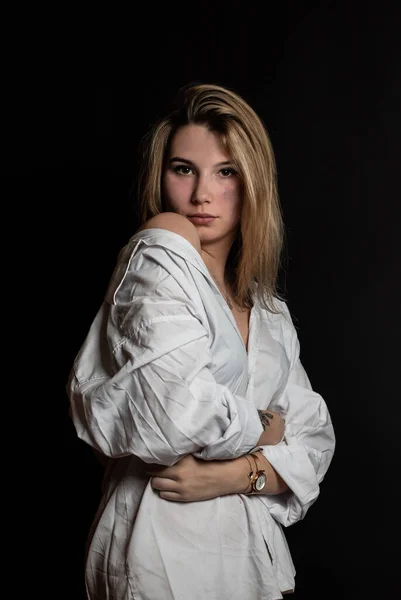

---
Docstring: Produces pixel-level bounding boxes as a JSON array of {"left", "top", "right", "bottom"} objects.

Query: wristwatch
[
  {"left": 250, "top": 452, "right": 267, "bottom": 492},
  {"left": 244, "top": 452, "right": 266, "bottom": 494}
]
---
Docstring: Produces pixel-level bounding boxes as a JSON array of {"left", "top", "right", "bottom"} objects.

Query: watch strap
[{"left": 246, "top": 452, "right": 266, "bottom": 494}]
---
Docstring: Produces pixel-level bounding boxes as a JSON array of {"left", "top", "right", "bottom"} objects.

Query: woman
[{"left": 67, "top": 83, "right": 335, "bottom": 599}]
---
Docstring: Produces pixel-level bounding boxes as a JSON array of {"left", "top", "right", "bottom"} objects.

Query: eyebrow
[{"left": 168, "top": 157, "right": 233, "bottom": 168}]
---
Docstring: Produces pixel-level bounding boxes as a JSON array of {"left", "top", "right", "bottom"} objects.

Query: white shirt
[{"left": 68, "top": 228, "right": 336, "bottom": 600}]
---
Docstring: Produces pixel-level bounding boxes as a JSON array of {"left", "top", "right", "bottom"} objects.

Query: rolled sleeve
[
  {"left": 256, "top": 359, "right": 336, "bottom": 526},
  {"left": 67, "top": 236, "right": 263, "bottom": 466}
]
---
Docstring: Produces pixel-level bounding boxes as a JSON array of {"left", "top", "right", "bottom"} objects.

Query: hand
[
  {"left": 145, "top": 454, "right": 228, "bottom": 502},
  {"left": 256, "top": 409, "right": 285, "bottom": 446}
]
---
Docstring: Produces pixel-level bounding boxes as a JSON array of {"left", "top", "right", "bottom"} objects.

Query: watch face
[{"left": 255, "top": 473, "right": 267, "bottom": 491}]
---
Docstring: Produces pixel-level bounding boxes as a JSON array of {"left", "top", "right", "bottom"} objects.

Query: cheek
[
  {"left": 163, "top": 174, "right": 191, "bottom": 206},
  {"left": 222, "top": 182, "right": 242, "bottom": 215}
]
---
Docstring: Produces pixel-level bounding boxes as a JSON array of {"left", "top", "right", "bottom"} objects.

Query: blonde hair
[{"left": 138, "top": 83, "right": 284, "bottom": 312}]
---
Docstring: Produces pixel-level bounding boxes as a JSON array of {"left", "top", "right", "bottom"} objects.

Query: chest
[{"left": 231, "top": 307, "right": 250, "bottom": 352}]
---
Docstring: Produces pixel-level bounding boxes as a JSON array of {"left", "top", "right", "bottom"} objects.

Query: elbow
[
  {"left": 73, "top": 412, "right": 183, "bottom": 466},
  {"left": 75, "top": 427, "right": 180, "bottom": 466}
]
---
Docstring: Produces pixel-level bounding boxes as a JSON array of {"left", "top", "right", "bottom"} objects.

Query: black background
[{"left": 10, "top": 1, "right": 400, "bottom": 598}]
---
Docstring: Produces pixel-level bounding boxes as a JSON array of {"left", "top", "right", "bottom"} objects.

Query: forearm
[
  {"left": 217, "top": 452, "right": 289, "bottom": 496},
  {"left": 255, "top": 409, "right": 285, "bottom": 446}
]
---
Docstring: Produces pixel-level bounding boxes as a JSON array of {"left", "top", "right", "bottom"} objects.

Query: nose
[{"left": 191, "top": 174, "right": 212, "bottom": 205}]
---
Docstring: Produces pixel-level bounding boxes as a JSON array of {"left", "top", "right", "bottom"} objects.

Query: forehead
[{"left": 168, "top": 124, "right": 230, "bottom": 161}]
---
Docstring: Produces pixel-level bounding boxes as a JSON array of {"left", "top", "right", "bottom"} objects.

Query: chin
[
  {"left": 198, "top": 229, "right": 226, "bottom": 245},
  {"left": 196, "top": 230, "right": 214, "bottom": 242}
]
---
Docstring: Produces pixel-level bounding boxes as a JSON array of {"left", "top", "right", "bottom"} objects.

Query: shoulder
[
  {"left": 139, "top": 212, "right": 201, "bottom": 254},
  {"left": 267, "top": 299, "right": 298, "bottom": 336},
  {"left": 105, "top": 214, "right": 203, "bottom": 306}
]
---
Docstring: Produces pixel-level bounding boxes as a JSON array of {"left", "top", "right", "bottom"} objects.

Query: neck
[{"left": 200, "top": 241, "right": 232, "bottom": 285}]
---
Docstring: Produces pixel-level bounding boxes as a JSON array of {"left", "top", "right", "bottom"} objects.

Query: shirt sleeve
[
  {"left": 67, "top": 236, "right": 263, "bottom": 466},
  {"left": 255, "top": 308, "right": 336, "bottom": 527}
]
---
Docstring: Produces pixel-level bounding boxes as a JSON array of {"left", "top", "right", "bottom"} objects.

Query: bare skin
[{"left": 147, "top": 450, "right": 289, "bottom": 503}]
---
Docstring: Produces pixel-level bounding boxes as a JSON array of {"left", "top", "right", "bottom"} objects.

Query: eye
[
  {"left": 219, "top": 167, "right": 237, "bottom": 177},
  {"left": 173, "top": 165, "right": 194, "bottom": 175}
]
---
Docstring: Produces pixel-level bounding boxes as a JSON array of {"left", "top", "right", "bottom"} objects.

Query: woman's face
[{"left": 163, "top": 124, "right": 242, "bottom": 247}]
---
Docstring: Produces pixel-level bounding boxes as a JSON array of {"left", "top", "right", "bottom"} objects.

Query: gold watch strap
[
  {"left": 243, "top": 454, "right": 258, "bottom": 494},
  {"left": 247, "top": 452, "right": 266, "bottom": 494}
]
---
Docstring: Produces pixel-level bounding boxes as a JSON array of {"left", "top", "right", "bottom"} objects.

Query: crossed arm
[
  {"left": 147, "top": 409, "right": 289, "bottom": 502},
  {"left": 92, "top": 409, "right": 287, "bottom": 501}
]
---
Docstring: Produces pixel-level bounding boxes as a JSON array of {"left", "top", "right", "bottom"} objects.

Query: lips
[
  {"left": 187, "top": 214, "right": 217, "bottom": 225},
  {"left": 188, "top": 213, "right": 216, "bottom": 218}
]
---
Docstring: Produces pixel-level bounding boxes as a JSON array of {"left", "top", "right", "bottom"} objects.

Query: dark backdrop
[{"left": 20, "top": 1, "right": 400, "bottom": 598}]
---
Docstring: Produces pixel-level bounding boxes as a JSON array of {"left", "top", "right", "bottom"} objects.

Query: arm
[
  {"left": 254, "top": 356, "right": 335, "bottom": 526},
  {"left": 147, "top": 411, "right": 288, "bottom": 500},
  {"left": 148, "top": 450, "right": 288, "bottom": 502},
  {"left": 90, "top": 410, "right": 282, "bottom": 469},
  {"left": 67, "top": 230, "right": 264, "bottom": 467},
  {"left": 256, "top": 409, "right": 286, "bottom": 446}
]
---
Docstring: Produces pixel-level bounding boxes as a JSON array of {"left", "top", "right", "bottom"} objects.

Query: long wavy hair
[{"left": 137, "top": 83, "right": 285, "bottom": 312}]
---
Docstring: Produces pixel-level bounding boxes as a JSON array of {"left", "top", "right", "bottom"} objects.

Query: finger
[
  {"left": 150, "top": 476, "right": 178, "bottom": 492},
  {"left": 159, "top": 491, "right": 185, "bottom": 502}
]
